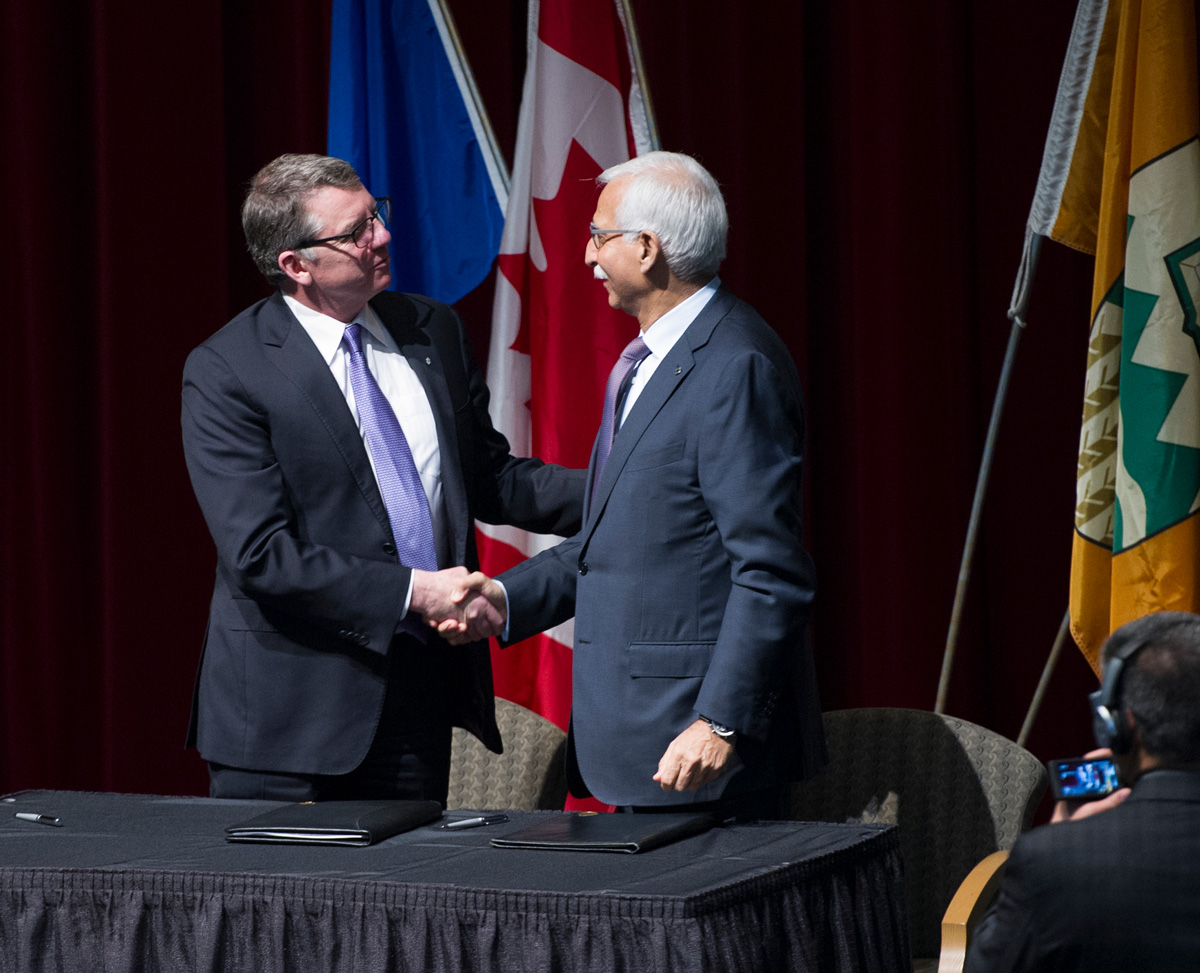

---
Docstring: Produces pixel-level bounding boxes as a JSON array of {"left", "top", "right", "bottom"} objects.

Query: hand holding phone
[{"left": 1046, "top": 756, "right": 1121, "bottom": 801}]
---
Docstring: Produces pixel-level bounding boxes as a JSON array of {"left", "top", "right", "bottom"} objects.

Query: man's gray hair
[
  {"left": 598, "top": 151, "right": 727, "bottom": 284},
  {"left": 242, "top": 154, "right": 363, "bottom": 287}
]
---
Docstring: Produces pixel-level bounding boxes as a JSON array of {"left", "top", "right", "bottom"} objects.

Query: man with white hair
[{"left": 444, "top": 151, "right": 824, "bottom": 818}]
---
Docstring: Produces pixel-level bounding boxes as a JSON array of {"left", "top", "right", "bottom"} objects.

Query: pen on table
[
  {"left": 441, "top": 813, "right": 509, "bottom": 830},
  {"left": 14, "top": 812, "right": 62, "bottom": 827}
]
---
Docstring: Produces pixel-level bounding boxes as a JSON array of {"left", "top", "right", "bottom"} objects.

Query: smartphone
[{"left": 1046, "top": 757, "right": 1121, "bottom": 801}]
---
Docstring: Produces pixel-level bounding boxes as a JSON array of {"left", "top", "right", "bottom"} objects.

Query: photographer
[{"left": 967, "top": 611, "right": 1200, "bottom": 972}]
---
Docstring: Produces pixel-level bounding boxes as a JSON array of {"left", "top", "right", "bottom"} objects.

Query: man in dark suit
[
  {"left": 181, "top": 154, "right": 583, "bottom": 803},
  {"left": 443, "top": 151, "right": 824, "bottom": 817},
  {"left": 967, "top": 611, "right": 1200, "bottom": 972}
]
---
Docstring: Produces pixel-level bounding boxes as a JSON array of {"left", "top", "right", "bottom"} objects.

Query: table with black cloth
[{"left": 0, "top": 790, "right": 910, "bottom": 972}]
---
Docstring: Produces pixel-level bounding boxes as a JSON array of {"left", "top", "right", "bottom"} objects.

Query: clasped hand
[{"left": 410, "top": 567, "right": 506, "bottom": 644}]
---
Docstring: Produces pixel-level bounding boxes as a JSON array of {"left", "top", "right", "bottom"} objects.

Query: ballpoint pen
[
  {"left": 441, "top": 813, "right": 509, "bottom": 830},
  {"left": 14, "top": 812, "right": 62, "bottom": 827}
]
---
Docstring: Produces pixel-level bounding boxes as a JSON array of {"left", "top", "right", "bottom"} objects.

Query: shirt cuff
[
  {"left": 496, "top": 579, "right": 510, "bottom": 642},
  {"left": 397, "top": 570, "right": 416, "bottom": 631}
]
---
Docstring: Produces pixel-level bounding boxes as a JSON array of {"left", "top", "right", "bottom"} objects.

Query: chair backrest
[
  {"left": 447, "top": 697, "right": 568, "bottom": 811},
  {"left": 789, "top": 708, "right": 1047, "bottom": 960}
]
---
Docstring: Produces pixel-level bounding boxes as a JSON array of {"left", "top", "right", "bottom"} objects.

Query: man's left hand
[{"left": 653, "top": 719, "right": 736, "bottom": 792}]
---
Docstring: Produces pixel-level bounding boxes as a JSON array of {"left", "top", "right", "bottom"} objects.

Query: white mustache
[{"left": 593, "top": 265, "right": 609, "bottom": 281}]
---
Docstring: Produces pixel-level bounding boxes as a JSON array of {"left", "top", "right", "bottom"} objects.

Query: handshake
[{"left": 411, "top": 567, "right": 507, "bottom": 645}]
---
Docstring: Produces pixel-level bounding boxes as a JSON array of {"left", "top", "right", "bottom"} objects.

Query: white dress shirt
[
  {"left": 284, "top": 295, "right": 446, "bottom": 617},
  {"left": 619, "top": 277, "right": 720, "bottom": 426}
]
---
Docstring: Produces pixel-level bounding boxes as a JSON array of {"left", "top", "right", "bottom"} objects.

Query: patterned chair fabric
[
  {"left": 447, "top": 697, "right": 568, "bottom": 811},
  {"left": 789, "top": 708, "right": 1047, "bottom": 963}
]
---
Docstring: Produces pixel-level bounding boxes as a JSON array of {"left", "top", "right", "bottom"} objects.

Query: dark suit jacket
[
  {"left": 181, "top": 290, "right": 584, "bottom": 777},
  {"left": 967, "top": 770, "right": 1200, "bottom": 972},
  {"left": 501, "top": 286, "right": 824, "bottom": 807}
]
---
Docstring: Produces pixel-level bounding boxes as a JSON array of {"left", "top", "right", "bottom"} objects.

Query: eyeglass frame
[
  {"left": 292, "top": 197, "right": 392, "bottom": 251},
  {"left": 589, "top": 223, "right": 643, "bottom": 250}
]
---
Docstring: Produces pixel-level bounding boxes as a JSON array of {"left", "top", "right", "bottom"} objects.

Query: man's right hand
[
  {"left": 435, "top": 573, "right": 507, "bottom": 645},
  {"left": 409, "top": 568, "right": 506, "bottom": 644},
  {"left": 410, "top": 567, "right": 477, "bottom": 627}
]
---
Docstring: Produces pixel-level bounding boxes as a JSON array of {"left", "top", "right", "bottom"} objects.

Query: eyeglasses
[
  {"left": 293, "top": 197, "right": 391, "bottom": 251},
  {"left": 589, "top": 223, "right": 641, "bottom": 250}
]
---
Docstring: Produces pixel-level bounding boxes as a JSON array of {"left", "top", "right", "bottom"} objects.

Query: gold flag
[{"left": 1035, "top": 0, "right": 1200, "bottom": 673}]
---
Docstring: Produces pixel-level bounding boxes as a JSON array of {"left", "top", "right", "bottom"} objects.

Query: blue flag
[{"left": 329, "top": 0, "right": 507, "bottom": 304}]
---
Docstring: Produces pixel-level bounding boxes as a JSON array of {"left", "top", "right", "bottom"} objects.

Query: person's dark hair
[
  {"left": 1103, "top": 611, "right": 1200, "bottom": 764},
  {"left": 241, "top": 154, "right": 362, "bottom": 287}
]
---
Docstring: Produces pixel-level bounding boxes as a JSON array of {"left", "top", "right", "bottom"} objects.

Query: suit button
[
  {"left": 382, "top": 541, "right": 396, "bottom": 556},
  {"left": 578, "top": 561, "right": 588, "bottom": 575}
]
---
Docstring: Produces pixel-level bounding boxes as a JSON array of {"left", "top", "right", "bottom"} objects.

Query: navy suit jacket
[
  {"left": 501, "top": 286, "right": 824, "bottom": 806},
  {"left": 181, "top": 290, "right": 584, "bottom": 776},
  {"left": 967, "top": 770, "right": 1200, "bottom": 972}
]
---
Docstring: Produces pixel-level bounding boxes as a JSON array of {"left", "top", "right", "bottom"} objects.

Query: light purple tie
[
  {"left": 342, "top": 323, "right": 438, "bottom": 574},
  {"left": 592, "top": 334, "right": 651, "bottom": 494}
]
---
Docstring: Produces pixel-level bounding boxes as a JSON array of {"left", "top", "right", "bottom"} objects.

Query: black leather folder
[
  {"left": 490, "top": 810, "right": 720, "bottom": 853},
  {"left": 225, "top": 799, "right": 442, "bottom": 847}
]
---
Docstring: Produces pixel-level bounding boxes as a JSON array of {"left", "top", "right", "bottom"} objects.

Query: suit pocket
[
  {"left": 226, "top": 596, "right": 277, "bottom": 633},
  {"left": 628, "top": 641, "right": 714, "bottom": 678},
  {"left": 626, "top": 440, "right": 685, "bottom": 471}
]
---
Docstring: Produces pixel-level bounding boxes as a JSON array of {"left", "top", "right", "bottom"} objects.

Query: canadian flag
[{"left": 477, "top": 0, "right": 655, "bottom": 752}]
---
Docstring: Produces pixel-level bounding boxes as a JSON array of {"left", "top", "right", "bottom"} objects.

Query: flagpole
[
  {"left": 1017, "top": 609, "right": 1070, "bottom": 747},
  {"left": 935, "top": 231, "right": 1042, "bottom": 714},
  {"left": 618, "top": 0, "right": 661, "bottom": 151},
  {"left": 430, "top": 0, "right": 511, "bottom": 197}
]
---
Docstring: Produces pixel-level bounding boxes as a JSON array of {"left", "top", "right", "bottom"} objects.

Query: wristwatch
[{"left": 701, "top": 715, "right": 737, "bottom": 743}]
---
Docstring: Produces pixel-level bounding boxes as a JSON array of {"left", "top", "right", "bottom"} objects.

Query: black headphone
[{"left": 1090, "top": 638, "right": 1145, "bottom": 754}]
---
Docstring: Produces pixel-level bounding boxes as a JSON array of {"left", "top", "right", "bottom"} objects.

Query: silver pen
[
  {"left": 441, "top": 813, "right": 509, "bottom": 830},
  {"left": 14, "top": 812, "right": 61, "bottom": 827}
]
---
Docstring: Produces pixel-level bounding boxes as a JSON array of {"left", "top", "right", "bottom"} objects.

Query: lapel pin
[
  {"left": 425, "top": 357, "right": 432, "bottom": 365},
  {"left": 675, "top": 365, "right": 682, "bottom": 375}
]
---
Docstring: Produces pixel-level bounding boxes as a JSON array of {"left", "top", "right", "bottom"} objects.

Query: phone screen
[{"left": 1048, "top": 757, "right": 1120, "bottom": 801}]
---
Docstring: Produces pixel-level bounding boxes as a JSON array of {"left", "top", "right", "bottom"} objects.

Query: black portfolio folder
[
  {"left": 225, "top": 799, "right": 442, "bottom": 847},
  {"left": 490, "top": 810, "right": 720, "bottom": 853}
]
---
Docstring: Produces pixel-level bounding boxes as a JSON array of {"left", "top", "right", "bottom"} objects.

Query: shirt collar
[
  {"left": 640, "top": 277, "right": 720, "bottom": 358},
  {"left": 282, "top": 293, "right": 394, "bottom": 364}
]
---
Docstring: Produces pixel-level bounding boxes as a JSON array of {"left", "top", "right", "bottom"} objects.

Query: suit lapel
[
  {"left": 583, "top": 286, "right": 737, "bottom": 539},
  {"left": 261, "top": 292, "right": 393, "bottom": 536}
]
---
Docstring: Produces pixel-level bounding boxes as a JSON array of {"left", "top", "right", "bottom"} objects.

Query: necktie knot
[
  {"left": 620, "top": 334, "right": 650, "bottom": 366},
  {"left": 342, "top": 322, "right": 366, "bottom": 356}
]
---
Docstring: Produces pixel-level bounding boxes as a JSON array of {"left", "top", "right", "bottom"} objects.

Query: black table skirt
[{"left": 0, "top": 790, "right": 910, "bottom": 973}]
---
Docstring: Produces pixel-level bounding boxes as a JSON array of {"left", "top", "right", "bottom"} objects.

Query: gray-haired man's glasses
[{"left": 589, "top": 223, "right": 641, "bottom": 250}]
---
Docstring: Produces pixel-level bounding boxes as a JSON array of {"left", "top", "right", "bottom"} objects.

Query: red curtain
[{"left": 0, "top": 0, "right": 1098, "bottom": 798}]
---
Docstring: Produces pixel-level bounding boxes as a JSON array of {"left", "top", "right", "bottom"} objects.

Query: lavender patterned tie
[
  {"left": 342, "top": 323, "right": 438, "bottom": 574},
  {"left": 592, "top": 334, "right": 651, "bottom": 495}
]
